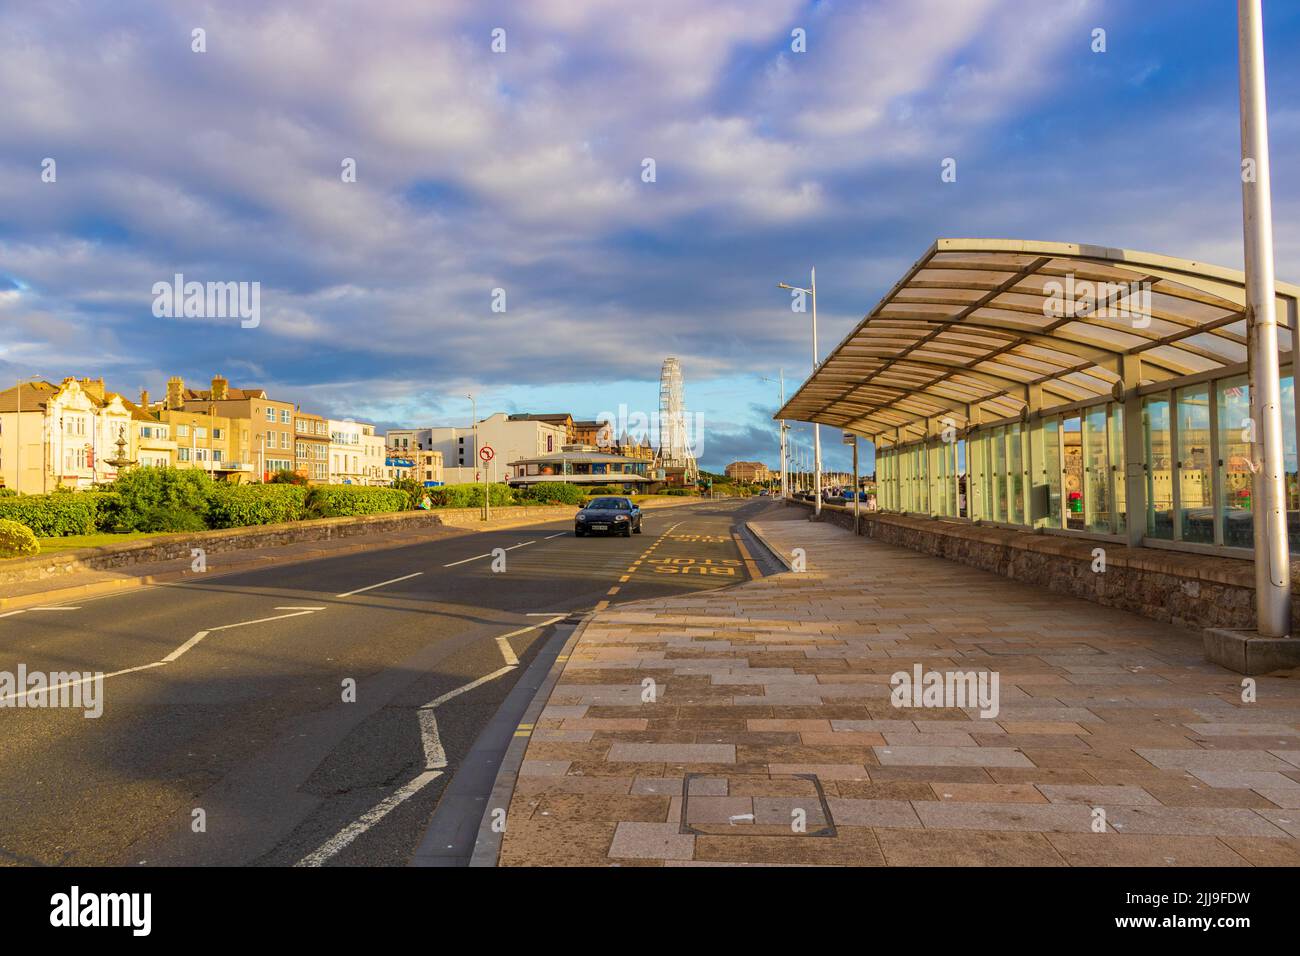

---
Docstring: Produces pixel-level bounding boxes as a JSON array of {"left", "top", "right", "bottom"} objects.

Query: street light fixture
[{"left": 777, "top": 269, "right": 822, "bottom": 517}]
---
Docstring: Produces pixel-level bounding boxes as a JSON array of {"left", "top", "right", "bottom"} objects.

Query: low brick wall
[
  {"left": 788, "top": 498, "right": 1293, "bottom": 632},
  {"left": 1, "top": 496, "right": 708, "bottom": 587}
]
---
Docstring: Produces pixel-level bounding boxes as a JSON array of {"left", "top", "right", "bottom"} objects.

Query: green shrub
[
  {"left": 519, "top": 482, "right": 585, "bottom": 505},
  {"left": 0, "top": 493, "right": 97, "bottom": 536},
  {"left": 269, "top": 469, "right": 308, "bottom": 485},
  {"left": 112, "top": 467, "right": 214, "bottom": 532},
  {"left": 84, "top": 491, "right": 124, "bottom": 532},
  {"left": 304, "top": 485, "right": 410, "bottom": 518},
  {"left": 207, "top": 484, "right": 307, "bottom": 528},
  {"left": 428, "top": 483, "right": 516, "bottom": 508},
  {"left": 657, "top": 488, "right": 689, "bottom": 496},
  {"left": 389, "top": 477, "right": 424, "bottom": 509},
  {"left": 0, "top": 518, "right": 39, "bottom": 558},
  {"left": 0, "top": 488, "right": 18, "bottom": 497}
]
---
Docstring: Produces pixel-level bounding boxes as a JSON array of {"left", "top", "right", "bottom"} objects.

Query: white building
[
  {"left": 328, "top": 419, "right": 386, "bottom": 485},
  {"left": 388, "top": 413, "right": 569, "bottom": 485},
  {"left": 0, "top": 378, "right": 134, "bottom": 493}
]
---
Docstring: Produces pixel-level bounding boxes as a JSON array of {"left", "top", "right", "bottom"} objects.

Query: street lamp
[
  {"left": 1238, "top": 0, "right": 1290, "bottom": 637},
  {"left": 760, "top": 371, "right": 789, "bottom": 499},
  {"left": 778, "top": 269, "right": 822, "bottom": 516}
]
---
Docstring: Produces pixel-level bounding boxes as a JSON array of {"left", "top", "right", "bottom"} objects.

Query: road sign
[
  {"left": 842, "top": 431, "right": 856, "bottom": 445},
  {"left": 479, "top": 445, "right": 495, "bottom": 462}
]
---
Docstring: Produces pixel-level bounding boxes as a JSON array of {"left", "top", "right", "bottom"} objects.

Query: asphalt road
[{"left": 0, "top": 498, "right": 782, "bottom": 866}]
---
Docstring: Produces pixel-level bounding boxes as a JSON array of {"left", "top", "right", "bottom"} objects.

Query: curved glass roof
[{"left": 776, "top": 239, "right": 1300, "bottom": 443}]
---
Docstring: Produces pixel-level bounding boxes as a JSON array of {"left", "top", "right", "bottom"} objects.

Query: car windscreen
[{"left": 587, "top": 498, "right": 629, "bottom": 510}]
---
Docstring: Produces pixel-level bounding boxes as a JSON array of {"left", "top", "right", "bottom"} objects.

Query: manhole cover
[{"left": 678, "top": 772, "right": 836, "bottom": 837}]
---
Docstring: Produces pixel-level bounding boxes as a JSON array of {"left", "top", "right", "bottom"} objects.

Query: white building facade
[{"left": 328, "top": 419, "right": 387, "bottom": 485}]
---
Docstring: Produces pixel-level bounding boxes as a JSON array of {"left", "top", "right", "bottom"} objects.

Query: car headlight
[
  {"left": 615, "top": 515, "right": 629, "bottom": 521},
  {"left": 576, "top": 513, "right": 587, "bottom": 521}
]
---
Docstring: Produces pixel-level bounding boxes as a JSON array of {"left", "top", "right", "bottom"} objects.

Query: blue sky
[{"left": 2, "top": 0, "right": 1298, "bottom": 474}]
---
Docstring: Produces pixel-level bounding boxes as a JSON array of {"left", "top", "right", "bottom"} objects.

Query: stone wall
[{"left": 789, "top": 499, "right": 1291, "bottom": 632}]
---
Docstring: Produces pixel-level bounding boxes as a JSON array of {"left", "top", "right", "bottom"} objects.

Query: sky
[{"left": 2, "top": 0, "right": 1299, "bottom": 475}]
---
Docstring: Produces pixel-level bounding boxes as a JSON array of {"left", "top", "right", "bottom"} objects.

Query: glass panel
[
  {"left": 993, "top": 426, "right": 1007, "bottom": 522},
  {"left": 956, "top": 438, "right": 967, "bottom": 518},
  {"left": 1063, "top": 416, "right": 1084, "bottom": 530},
  {"left": 1008, "top": 422, "right": 1024, "bottom": 525},
  {"left": 1176, "top": 383, "right": 1213, "bottom": 543},
  {"left": 1284, "top": 373, "right": 1298, "bottom": 552},
  {"left": 1084, "top": 405, "right": 1110, "bottom": 533},
  {"left": 1110, "top": 404, "right": 1126, "bottom": 534},
  {"left": 1144, "top": 396, "right": 1173, "bottom": 539},
  {"left": 1217, "top": 377, "right": 1253, "bottom": 549},
  {"left": 1040, "top": 417, "right": 1062, "bottom": 528}
]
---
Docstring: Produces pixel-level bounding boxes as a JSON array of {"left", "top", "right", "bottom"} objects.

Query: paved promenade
[{"left": 497, "top": 507, "right": 1300, "bottom": 866}]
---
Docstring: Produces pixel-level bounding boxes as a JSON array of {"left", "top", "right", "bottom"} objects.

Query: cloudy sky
[{"left": 2, "top": 0, "right": 1298, "bottom": 474}]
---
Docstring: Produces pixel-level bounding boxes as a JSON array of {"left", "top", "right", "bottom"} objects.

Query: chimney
[
  {"left": 167, "top": 376, "right": 184, "bottom": 410},
  {"left": 210, "top": 374, "right": 229, "bottom": 401},
  {"left": 139, "top": 388, "right": 150, "bottom": 408},
  {"left": 78, "top": 377, "right": 105, "bottom": 401}
]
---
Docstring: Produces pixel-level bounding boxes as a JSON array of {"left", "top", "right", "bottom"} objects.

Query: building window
[
  {"left": 280, "top": 409, "right": 290, "bottom": 424},
  {"left": 265, "top": 407, "right": 275, "bottom": 422}
]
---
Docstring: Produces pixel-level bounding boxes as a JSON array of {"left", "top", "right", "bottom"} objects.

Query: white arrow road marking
[
  {"left": 295, "top": 614, "right": 566, "bottom": 866},
  {"left": 335, "top": 572, "right": 423, "bottom": 598}
]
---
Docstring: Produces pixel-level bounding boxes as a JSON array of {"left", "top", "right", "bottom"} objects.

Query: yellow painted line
[
  {"left": 733, "top": 533, "right": 762, "bottom": 579},
  {"left": 513, "top": 729, "right": 533, "bottom": 738},
  {"left": 618, "top": 575, "right": 631, "bottom": 583},
  {"left": 594, "top": 600, "right": 610, "bottom": 612},
  {"left": 518, "top": 723, "right": 535, "bottom": 730},
  {"left": 607, "top": 586, "right": 620, "bottom": 596},
  {"left": 556, "top": 655, "right": 569, "bottom": 662}
]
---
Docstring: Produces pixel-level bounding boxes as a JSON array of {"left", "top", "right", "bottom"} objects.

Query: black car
[{"left": 575, "top": 496, "right": 643, "bottom": 537}]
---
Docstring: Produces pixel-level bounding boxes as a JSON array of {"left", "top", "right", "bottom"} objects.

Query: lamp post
[
  {"left": 761, "top": 370, "right": 789, "bottom": 499},
  {"left": 778, "top": 269, "right": 821, "bottom": 516},
  {"left": 1238, "top": 0, "right": 1290, "bottom": 637}
]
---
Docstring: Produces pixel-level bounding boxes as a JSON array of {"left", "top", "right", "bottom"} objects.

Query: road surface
[{"left": 0, "top": 498, "right": 780, "bottom": 866}]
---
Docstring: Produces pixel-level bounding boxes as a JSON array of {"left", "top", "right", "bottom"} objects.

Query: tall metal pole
[
  {"left": 811, "top": 268, "right": 822, "bottom": 517},
  {"left": 851, "top": 434, "right": 860, "bottom": 534},
  {"left": 1239, "top": 0, "right": 1290, "bottom": 637},
  {"left": 14, "top": 382, "right": 21, "bottom": 493}
]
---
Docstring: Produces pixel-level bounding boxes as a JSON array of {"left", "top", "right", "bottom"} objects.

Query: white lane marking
[
  {"left": 443, "top": 539, "right": 536, "bottom": 568},
  {"left": 162, "top": 630, "right": 211, "bottom": 663},
  {"left": 544, "top": 532, "right": 567, "bottom": 539},
  {"left": 422, "top": 665, "right": 515, "bottom": 710},
  {"left": 495, "top": 635, "right": 520, "bottom": 666},
  {"left": 209, "top": 610, "right": 319, "bottom": 631},
  {"left": 334, "top": 572, "right": 422, "bottom": 598},
  {"left": 296, "top": 614, "right": 566, "bottom": 867},
  {"left": 419, "top": 708, "right": 448, "bottom": 769},
  {"left": 0, "top": 606, "right": 84, "bottom": 618},
  {"left": 275, "top": 606, "right": 327, "bottom": 610},
  {"left": 293, "top": 769, "right": 444, "bottom": 868},
  {"left": 0, "top": 660, "right": 167, "bottom": 706}
]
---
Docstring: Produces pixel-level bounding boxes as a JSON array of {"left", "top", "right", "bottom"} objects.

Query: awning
[{"left": 775, "top": 238, "right": 1300, "bottom": 444}]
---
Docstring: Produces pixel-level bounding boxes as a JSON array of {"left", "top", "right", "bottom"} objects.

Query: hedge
[
  {"left": 519, "top": 482, "right": 585, "bottom": 505},
  {"left": 207, "top": 484, "right": 308, "bottom": 528},
  {"left": 305, "top": 485, "right": 410, "bottom": 518},
  {"left": 428, "top": 483, "right": 517, "bottom": 508},
  {"left": 0, "top": 518, "right": 39, "bottom": 557},
  {"left": 0, "top": 494, "right": 98, "bottom": 536}
]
